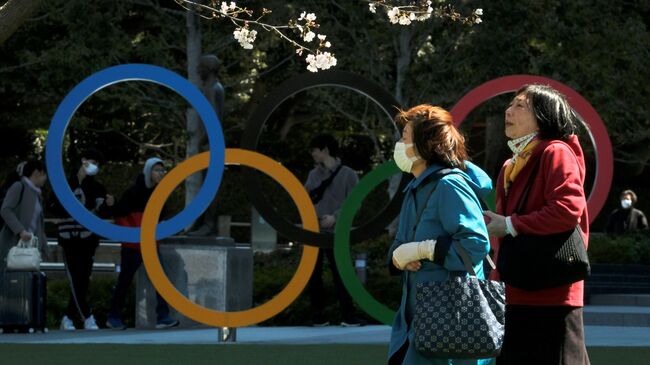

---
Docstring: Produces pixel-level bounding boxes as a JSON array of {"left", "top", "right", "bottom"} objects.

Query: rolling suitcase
[{"left": 0, "top": 271, "right": 47, "bottom": 333}]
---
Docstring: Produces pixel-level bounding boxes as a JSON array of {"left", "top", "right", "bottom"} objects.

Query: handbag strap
[
  {"left": 410, "top": 168, "right": 456, "bottom": 241},
  {"left": 411, "top": 185, "right": 437, "bottom": 241},
  {"left": 309, "top": 164, "right": 343, "bottom": 204},
  {"left": 410, "top": 168, "right": 495, "bottom": 272},
  {"left": 18, "top": 236, "right": 38, "bottom": 249},
  {"left": 452, "top": 240, "right": 480, "bottom": 277}
]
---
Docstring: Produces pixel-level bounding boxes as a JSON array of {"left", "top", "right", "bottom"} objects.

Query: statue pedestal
[{"left": 135, "top": 236, "right": 253, "bottom": 339}]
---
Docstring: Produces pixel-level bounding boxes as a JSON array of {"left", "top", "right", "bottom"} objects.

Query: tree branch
[{"left": 0, "top": 0, "right": 42, "bottom": 45}]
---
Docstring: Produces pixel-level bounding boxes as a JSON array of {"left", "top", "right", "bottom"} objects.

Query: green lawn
[{"left": 1, "top": 344, "right": 649, "bottom": 365}]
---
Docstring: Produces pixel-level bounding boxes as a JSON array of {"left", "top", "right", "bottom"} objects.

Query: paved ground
[{"left": 2, "top": 325, "right": 650, "bottom": 347}]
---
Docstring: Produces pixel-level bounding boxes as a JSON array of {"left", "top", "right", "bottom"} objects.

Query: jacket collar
[{"left": 403, "top": 164, "right": 446, "bottom": 192}]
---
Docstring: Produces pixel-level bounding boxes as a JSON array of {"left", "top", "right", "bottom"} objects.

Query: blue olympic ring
[{"left": 45, "top": 64, "right": 225, "bottom": 243}]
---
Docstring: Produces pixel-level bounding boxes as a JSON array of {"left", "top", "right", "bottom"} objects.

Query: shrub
[
  {"left": 252, "top": 233, "right": 402, "bottom": 326},
  {"left": 44, "top": 234, "right": 403, "bottom": 328},
  {"left": 588, "top": 232, "right": 650, "bottom": 265},
  {"left": 46, "top": 276, "right": 135, "bottom": 329}
]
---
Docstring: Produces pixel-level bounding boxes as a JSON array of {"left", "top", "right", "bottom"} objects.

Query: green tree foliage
[
  {"left": 1, "top": 0, "right": 649, "bottom": 223},
  {"left": 3, "top": 0, "right": 650, "bottom": 326}
]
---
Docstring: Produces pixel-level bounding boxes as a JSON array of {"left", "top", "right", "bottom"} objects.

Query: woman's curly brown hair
[{"left": 395, "top": 104, "right": 469, "bottom": 170}]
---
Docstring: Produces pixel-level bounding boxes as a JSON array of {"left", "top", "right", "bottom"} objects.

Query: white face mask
[
  {"left": 85, "top": 163, "right": 99, "bottom": 176},
  {"left": 621, "top": 199, "right": 632, "bottom": 209},
  {"left": 393, "top": 142, "right": 420, "bottom": 173}
]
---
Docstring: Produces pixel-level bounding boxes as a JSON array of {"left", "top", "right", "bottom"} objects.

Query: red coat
[
  {"left": 113, "top": 173, "right": 162, "bottom": 250},
  {"left": 490, "top": 135, "right": 589, "bottom": 307},
  {"left": 115, "top": 212, "right": 147, "bottom": 250}
]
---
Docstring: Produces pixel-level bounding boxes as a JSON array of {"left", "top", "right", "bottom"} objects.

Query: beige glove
[{"left": 392, "top": 239, "right": 436, "bottom": 270}]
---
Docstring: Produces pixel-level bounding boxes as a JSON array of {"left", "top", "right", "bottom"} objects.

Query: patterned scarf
[{"left": 503, "top": 133, "right": 539, "bottom": 194}]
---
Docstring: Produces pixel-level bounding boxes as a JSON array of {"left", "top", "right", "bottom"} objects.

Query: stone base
[{"left": 136, "top": 236, "right": 252, "bottom": 330}]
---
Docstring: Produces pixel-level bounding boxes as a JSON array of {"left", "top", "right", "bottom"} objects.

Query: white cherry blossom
[
  {"left": 367, "top": 1, "right": 484, "bottom": 27},
  {"left": 306, "top": 52, "right": 337, "bottom": 72},
  {"left": 304, "top": 31, "right": 316, "bottom": 42},
  {"left": 233, "top": 27, "right": 257, "bottom": 49}
]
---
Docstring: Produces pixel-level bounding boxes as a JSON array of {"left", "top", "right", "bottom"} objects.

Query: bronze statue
[{"left": 188, "top": 54, "right": 225, "bottom": 236}]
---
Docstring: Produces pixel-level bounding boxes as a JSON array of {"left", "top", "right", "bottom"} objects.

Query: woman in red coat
[{"left": 483, "top": 85, "right": 590, "bottom": 364}]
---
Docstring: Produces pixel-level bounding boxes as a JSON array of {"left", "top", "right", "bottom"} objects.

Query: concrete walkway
[{"left": 2, "top": 325, "right": 650, "bottom": 347}]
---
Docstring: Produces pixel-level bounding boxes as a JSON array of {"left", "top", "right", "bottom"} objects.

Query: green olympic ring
[{"left": 334, "top": 160, "right": 400, "bottom": 325}]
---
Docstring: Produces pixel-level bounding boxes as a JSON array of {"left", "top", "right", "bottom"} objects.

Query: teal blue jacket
[{"left": 387, "top": 162, "right": 495, "bottom": 365}]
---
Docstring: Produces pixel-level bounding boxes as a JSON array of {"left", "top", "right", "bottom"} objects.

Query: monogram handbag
[
  {"left": 7, "top": 236, "right": 41, "bottom": 271},
  {"left": 496, "top": 156, "right": 590, "bottom": 291},
  {"left": 414, "top": 241, "right": 505, "bottom": 359}
]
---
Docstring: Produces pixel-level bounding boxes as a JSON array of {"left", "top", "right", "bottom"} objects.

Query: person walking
[
  {"left": 484, "top": 84, "right": 591, "bottom": 364},
  {"left": 387, "top": 105, "right": 494, "bottom": 365}
]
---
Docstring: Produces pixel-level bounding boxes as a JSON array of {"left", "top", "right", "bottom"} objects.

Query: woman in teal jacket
[{"left": 387, "top": 105, "right": 494, "bottom": 365}]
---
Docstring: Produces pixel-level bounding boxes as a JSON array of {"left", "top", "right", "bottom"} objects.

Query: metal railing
[
  {"left": 43, "top": 239, "right": 119, "bottom": 273},
  {"left": 40, "top": 262, "right": 117, "bottom": 272},
  {"left": 40, "top": 215, "right": 291, "bottom": 273}
]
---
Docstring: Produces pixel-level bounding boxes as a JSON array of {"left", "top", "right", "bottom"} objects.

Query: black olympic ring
[{"left": 241, "top": 70, "right": 409, "bottom": 248}]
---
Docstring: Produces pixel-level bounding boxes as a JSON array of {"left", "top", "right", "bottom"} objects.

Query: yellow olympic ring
[{"left": 140, "top": 148, "right": 320, "bottom": 327}]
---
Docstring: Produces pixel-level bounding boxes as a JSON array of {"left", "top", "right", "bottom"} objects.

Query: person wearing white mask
[
  {"left": 387, "top": 105, "right": 493, "bottom": 365},
  {"left": 50, "top": 148, "right": 115, "bottom": 331},
  {"left": 605, "top": 189, "right": 648, "bottom": 234}
]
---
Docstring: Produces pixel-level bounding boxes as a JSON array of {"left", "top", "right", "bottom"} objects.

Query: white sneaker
[
  {"left": 60, "top": 315, "right": 76, "bottom": 331},
  {"left": 84, "top": 315, "right": 100, "bottom": 330}
]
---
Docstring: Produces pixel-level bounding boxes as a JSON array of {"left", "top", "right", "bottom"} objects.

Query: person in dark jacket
[
  {"left": 50, "top": 149, "right": 114, "bottom": 331},
  {"left": 105, "top": 157, "right": 179, "bottom": 330},
  {"left": 605, "top": 190, "right": 648, "bottom": 234}
]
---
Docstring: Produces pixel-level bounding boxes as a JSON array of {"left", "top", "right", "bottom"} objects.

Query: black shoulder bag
[
  {"left": 496, "top": 157, "right": 590, "bottom": 291},
  {"left": 308, "top": 164, "right": 342, "bottom": 204}
]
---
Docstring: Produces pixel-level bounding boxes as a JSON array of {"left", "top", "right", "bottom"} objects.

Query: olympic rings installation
[{"left": 46, "top": 66, "right": 613, "bottom": 327}]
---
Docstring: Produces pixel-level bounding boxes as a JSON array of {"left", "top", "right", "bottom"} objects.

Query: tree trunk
[
  {"left": 484, "top": 115, "right": 507, "bottom": 178},
  {"left": 0, "top": 0, "right": 41, "bottom": 45},
  {"left": 394, "top": 27, "right": 413, "bottom": 106},
  {"left": 185, "top": 9, "right": 203, "bottom": 208},
  {"left": 388, "top": 28, "right": 413, "bottom": 236}
]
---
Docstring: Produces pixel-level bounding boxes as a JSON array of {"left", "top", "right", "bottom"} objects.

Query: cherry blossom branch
[
  {"left": 175, "top": 1, "right": 482, "bottom": 72},
  {"left": 176, "top": 0, "right": 336, "bottom": 72},
  {"left": 366, "top": 0, "right": 483, "bottom": 25}
]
